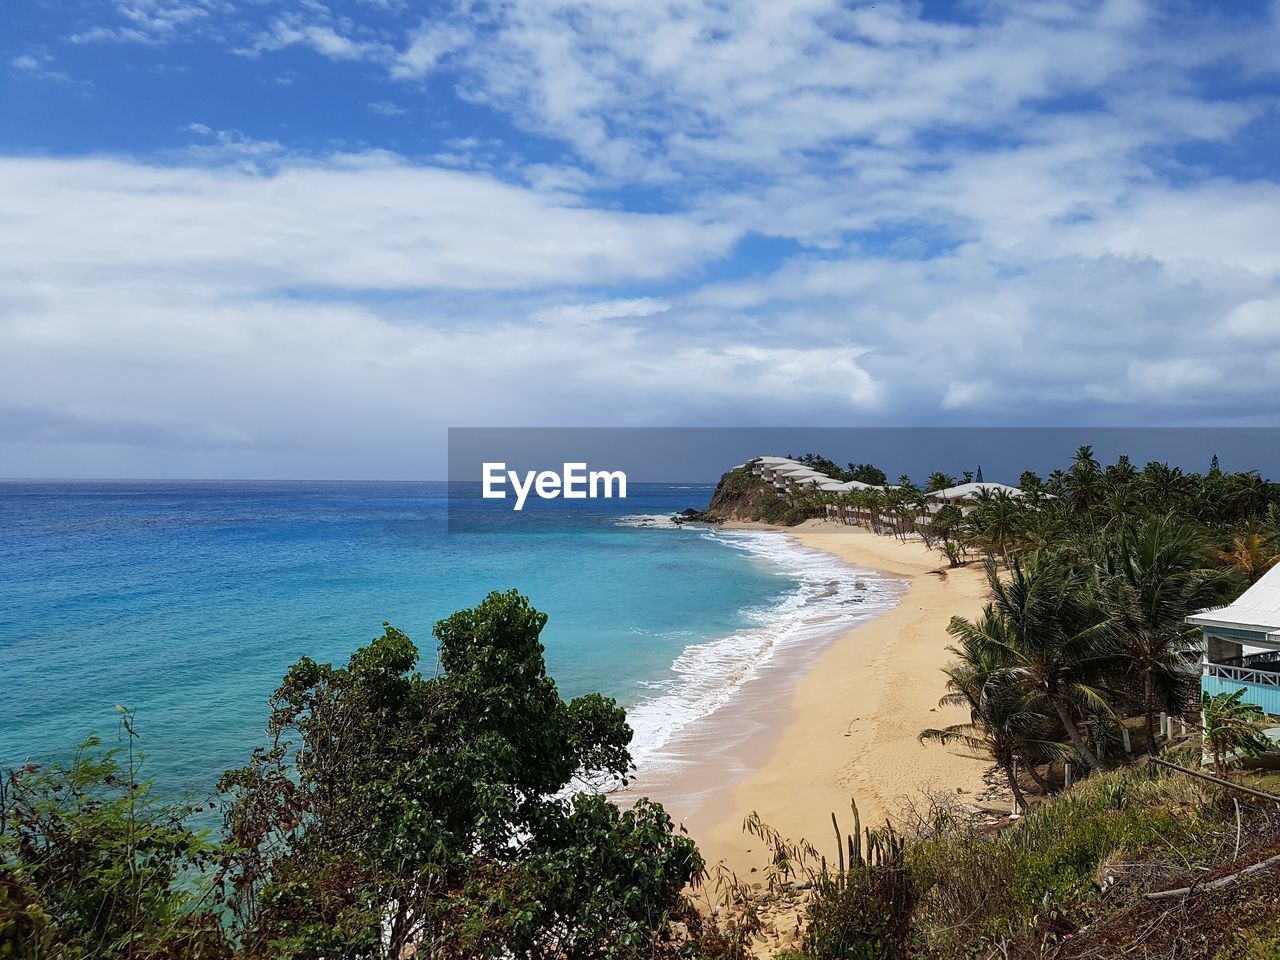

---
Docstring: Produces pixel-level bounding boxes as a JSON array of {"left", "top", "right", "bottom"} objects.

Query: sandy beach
[{"left": 677, "top": 520, "right": 993, "bottom": 875}]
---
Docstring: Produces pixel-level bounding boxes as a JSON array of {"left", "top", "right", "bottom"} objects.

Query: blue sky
[{"left": 2, "top": 0, "right": 1280, "bottom": 478}]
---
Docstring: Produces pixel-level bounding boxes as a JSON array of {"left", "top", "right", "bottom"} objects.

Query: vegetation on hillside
[
  {"left": 721, "top": 446, "right": 1280, "bottom": 957},
  {"left": 7, "top": 446, "right": 1280, "bottom": 957},
  {"left": 764, "top": 761, "right": 1280, "bottom": 959}
]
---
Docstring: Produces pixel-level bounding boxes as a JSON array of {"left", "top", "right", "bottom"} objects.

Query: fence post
[
  {"left": 1121, "top": 726, "right": 1132, "bottom": 756},
  {"left": 1064, "top": 761, "right": 1073, "bottom": 788}
]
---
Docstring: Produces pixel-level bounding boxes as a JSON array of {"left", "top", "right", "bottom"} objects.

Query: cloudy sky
[{"left": 3, "top": 0, "right": 1280, "bottom": 478}]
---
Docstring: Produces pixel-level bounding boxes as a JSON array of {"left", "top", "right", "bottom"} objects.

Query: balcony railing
[
  {"left": 1204, "top": 661, "right": 1280, "bottom": 688},
  {"left": 1217, "top": 649, "right": 1280, "bottom": 671}
]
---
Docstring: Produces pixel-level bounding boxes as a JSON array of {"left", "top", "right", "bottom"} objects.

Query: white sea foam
[
  {"left": 615, "top": 513, "right": 686, "bottom": 529},
  {"left": 615, "top": 526, "right": 905, "bottom": 780}
]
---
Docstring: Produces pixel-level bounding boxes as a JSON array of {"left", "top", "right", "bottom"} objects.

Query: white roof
[
  {"left": 821, "top": 480, "right": 878, "bottom": 492},
  {"left": 928, "top": 482, "right": 1024, "bottom": 501},
  {"left": 774, "top": 465, "right": 825, "bottom": 477},
  {"left": 1189, "top": 563, "right": 1280, "bottom": 635},
  {"left": 817, "top": 480, "right": 848, "bottom": 492},
  {"left": 751, "top": 456, "right": 802, "bottom": 465}
]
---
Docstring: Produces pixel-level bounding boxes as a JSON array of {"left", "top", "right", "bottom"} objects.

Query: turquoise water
[{"left": 0, "top": 480, "right": 898, "bottom": 798}]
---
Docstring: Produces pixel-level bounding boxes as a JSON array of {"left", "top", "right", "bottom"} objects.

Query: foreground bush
[
  {"left": 0, "top": 717, "right": 230, "bottom": 959},
  {"left": 771, "top": 764, "right": 1276, "bottom": 959},
  {"left": 3, "top": 591, "right": 732, "bottom": 959}
]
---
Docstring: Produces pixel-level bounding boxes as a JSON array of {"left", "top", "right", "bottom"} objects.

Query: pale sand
[{"left": 689, "top": 520, "right": 993, "bottom": 875}]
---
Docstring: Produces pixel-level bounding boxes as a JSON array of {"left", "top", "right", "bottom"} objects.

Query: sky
[{"left": 2, "top": 0, "right": 1279, "bottom": 479}]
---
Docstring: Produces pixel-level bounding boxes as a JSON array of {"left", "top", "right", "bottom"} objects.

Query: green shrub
[
  {"left": 904, "top": 765, "right": 1227, "bottom": 955},
  {"left": 803, "top": 869, "right": 912, "bottom": 960},
  {"left": 4, "top": 593, "right": 737, "bottom": 960},
  {"left": 0, "top": 719, "right": 229, "bottom": 960}
]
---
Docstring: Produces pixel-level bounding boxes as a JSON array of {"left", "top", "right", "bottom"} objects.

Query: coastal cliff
[{"left": 693, "top": 468, "right": 817, "bottom": 526}]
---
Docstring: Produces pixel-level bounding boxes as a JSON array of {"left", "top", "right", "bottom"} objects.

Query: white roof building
[
  {"left": 749, "top": 456, "right": 802, "bottom": 466},
  {"left": 927, "top": 482, "right": 1025, "bottom": 502},
  {"left": 1189, "top": 563, "right": 1280, "bottom": 642},
  {"left": 1190, "top": 563, "right": 1280, "bottom": 716}
]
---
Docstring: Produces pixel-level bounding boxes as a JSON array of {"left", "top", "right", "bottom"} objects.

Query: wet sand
[{"left": 629, "top": 520, "right": 992, "bottom": 875}]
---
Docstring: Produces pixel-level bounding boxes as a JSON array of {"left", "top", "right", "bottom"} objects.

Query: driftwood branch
[
  {"left": 1146, "top": 757, "right": 1280, "bottom": 804},
  {"left": 1144, "top": 853, "right": 1280, "bottom": 901}
]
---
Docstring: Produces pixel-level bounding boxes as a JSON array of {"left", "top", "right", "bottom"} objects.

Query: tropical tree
[
  {"left": 1201, "top": 689, "right": 1273, "bottom": 776},
  {"left": 217, "top": 590, "right": 705, "bottom": 958},
  {"left": 1099, "top": 516, "right": 1239, "bottom": 752},
  {"left": 0, "top": 715, "right": 229, "bottom": 960},
  {"left": 928, "top": 504, "right": 965, "bottom": 564},
  {"left": 1223, "top": 471, "right": 1272, "bottom": 525},
  {"left": 926, "top": 472, "right": 956, "bottom": 493},
  {"left": 864, "top": 487, "right": 887, "bottom": 534},
  {"left": 1064, "top": 445, "right": 1104, "bottom": 521},
  {"left": 1018, "top": 470, "right": 1047, "bottom": 505},
  {"left": 1139, "top": 461, "right": 1191, "bottom": 511},
  {"left": 1209, "top": 531, "right": 1280, "bottom": 584},
  {"left": 967, "top": 489, "right": 1024, "bottom": 564},
  {"left": 922, "top": 613, "right": 1067, "bottom": 808},
  {"left": 847, "top": 463, "right": 888, "bottom": 486},
  {"left": 953, "top": 556, "right": 1117, "bottom": 772}
]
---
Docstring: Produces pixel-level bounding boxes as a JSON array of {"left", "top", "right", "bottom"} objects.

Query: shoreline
[
  {"left": 629, "top": 520, "right": 992, "bottom": 876},
  {"left": 616, "top": 524, "right": 903, "bottom": 826}
]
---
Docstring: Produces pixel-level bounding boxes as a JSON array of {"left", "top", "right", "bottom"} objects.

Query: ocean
[{"left": 0, "top": 480, "right": 899, "bottom": 799}]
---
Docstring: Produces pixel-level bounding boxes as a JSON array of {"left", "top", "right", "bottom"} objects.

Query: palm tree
[
  {"left": 926, "top": 471, "right": 956, "bottom": 493},
  {"left": 864, "top": 487, "right": 886, "bottom": 534},
  {"left": 953, "top": 555, "right": 1117, "bottom": 772},
  {"left": 1100, "top": 515, "right": 1239, "bottom": 753},
  {"left": 1139, "top": 461, "right": 1190, "bottom": 511},
  {"left": 1014, "top": 503, "right": 1071, "bottom": 558},
  {"left": 1201, "top": 690, "right": 1272, "bottom": 776},
  {"left": 928, "top": 504, "right": 965, "bottom": 564},
  {"left": 1224, "top": 471, "right": 1272, "bottom": 525},
  {"left": 1210, "top": 531, "right": 1280, "bottom": 584},
  {"left": 922, "top": 613, "right": 1066, "bottom": 807},
  {"left": 1065, "top": 445, "right": 1104, "bottom": 520},
  {"left": 968, "top": 489, "right": 1024, "bottom": 564}
]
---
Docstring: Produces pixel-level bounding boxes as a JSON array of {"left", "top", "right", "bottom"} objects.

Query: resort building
[
  {"left": 747, "top": 457, "right": 806, "bottom": 484},
  {"left": 734, "top": 458, "right": 1046, "bottom": 535},
  {"left": 926, "top": 481, "right": 1026, "bottom": 506},
  {"left": 1188, "top": 563, "right": 1280, "bottom": 717}
]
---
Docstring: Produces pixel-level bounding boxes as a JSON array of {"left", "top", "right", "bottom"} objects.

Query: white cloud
[
  {"left": 72, "top": 0, "right": 226, "bottom": 44},
  {"left": 70, "top": 25, "right": 159, "bottom": 44},
  {"left": 533, "top": 298, "right": 671, "bottom": 325},
  {"left": 9, "top": 51, "right": 72, "bottom": 82},
  {"left": 942, "top": 380, "right": 1000, "bottom": 412},
  {"left": 1125, "top": 358, "right": 1224, "bottom": 399},
  {"left": 1221, "top": 299, "right": 1280, "bottom": 341},
  {"left": 423, "top": 0, "right": 1260, "bottom": 182},
  {"left": 242, "top": 19, "right": 392, "bottom": 62},
  {"left": 6, "top": 0, "right": 1280, "bottom": 475},
  {"left": 392, "top": 22, "right": 471, "bottom": 79},
  {"left": 0, "top": 154, "right": 737, "bottom": 292}
]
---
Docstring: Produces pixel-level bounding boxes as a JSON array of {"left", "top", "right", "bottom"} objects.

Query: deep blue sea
[{"left": 0, "top": 480, "right": 897, "bottom": 799}]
